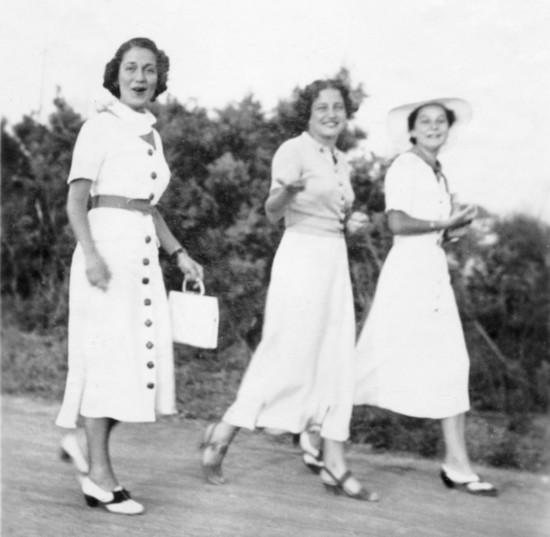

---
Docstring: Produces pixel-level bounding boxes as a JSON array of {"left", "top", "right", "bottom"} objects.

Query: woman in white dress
[
  {"left": 200, "top": 79, "right": 378, "bottom": 501},
  {"left": 56, "top": 37, "right": 203, "bottom": 514},
  {"left": 354, "top": 98, "right": 497, "bottom": 496}
]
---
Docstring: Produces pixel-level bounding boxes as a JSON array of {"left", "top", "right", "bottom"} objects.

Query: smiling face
[
  {"left": 409, "top": 104, "right": 450, "bottom": 153},
  {"left": 118, "top": 47, "right": 158, "bottom": 112},
  {"left": 307, "top": 88, "right": 347, "bottom": 145}
]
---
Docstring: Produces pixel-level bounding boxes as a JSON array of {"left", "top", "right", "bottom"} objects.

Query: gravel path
[{"left": 2, "top": 395, "right": 549, "bottom": 537}]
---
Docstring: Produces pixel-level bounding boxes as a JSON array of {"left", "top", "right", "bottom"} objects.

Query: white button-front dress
[
  {"left": 353, "top": 151, "right": 470, "bottom": 419},
  {"left": 56, "top": 101, "right": 176, "bottom": 428},
  {"left": 223, "top": 132, "right": 357, "bottom": 442}
]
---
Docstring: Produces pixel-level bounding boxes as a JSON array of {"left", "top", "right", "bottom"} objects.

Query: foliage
[
  {"left": 448, "top": 215, "right": 550, "bottom": 414},
  {"left": 1, "top": 73, "right": 549, "bottom": 469},
  {"left": 1, "top": 98, "right": 80, "bottom": 334}
]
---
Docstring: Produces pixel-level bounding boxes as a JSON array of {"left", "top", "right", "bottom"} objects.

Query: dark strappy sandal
[
  {"left": 200, "top": 423, "right": 236, "bottom": 485},
  {"left": 321, "top": 467, "right": 379, "bottom": 502},
  {"left": 299, "top": 431, "right": 324, "bottom": 474}
]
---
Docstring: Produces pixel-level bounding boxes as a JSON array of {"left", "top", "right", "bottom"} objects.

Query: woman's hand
[
  {"left": 265, "top": 178, "right": 307, "bottom": 223},
  {"left": 346, "top": 211, "right": 370, "bottom": 235},
  {"left": 176, "top": 252, "right": 204, "bottom": 281},
  {"left": 276, "top": 177, "right": 307, "bottom": 194},
  {"left": 446, "top": 204, "right": 478, "bottom": 230},
  {"left": 84, "top": 251, "right": 111, "bottom": 291}
]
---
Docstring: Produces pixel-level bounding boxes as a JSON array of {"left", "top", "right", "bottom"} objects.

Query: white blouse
[
  {"left": 385, "top": 152, "right": 452, "bottom": 222},
  {"left": 271, "top": 132, "right": 354, "bottom": 234},
  {"left": 67, "top": 101, "right": 170, "bottom": 205}
]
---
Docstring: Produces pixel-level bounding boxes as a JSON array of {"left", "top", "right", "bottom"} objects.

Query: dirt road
[{"left": 2, "top": 395, "right": 548, "bottom": 537}]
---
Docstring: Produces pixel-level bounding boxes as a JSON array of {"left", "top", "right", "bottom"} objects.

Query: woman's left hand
[
  {"left": 176, "top": 252, "right": 204, "bottom": 281},
  {"left": 346, "top": 211, "right": 370, "bottom": 235}
]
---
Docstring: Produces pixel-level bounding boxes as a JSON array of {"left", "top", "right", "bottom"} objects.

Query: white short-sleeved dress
[
  {"left": 353, "top": 151, "right": 470, "bottom": 419},
  {"left": 223, "top": 132, "right": 356, "bottom": 442},
  {"left": 56, "top": 101, "right": 177, "bottom": 428}
]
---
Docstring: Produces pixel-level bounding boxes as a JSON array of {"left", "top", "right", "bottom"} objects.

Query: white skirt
[
  {"left": 223, "top": 229, "right": 356, "bottom": 442},
  {"left": 56, "top": 209, "right": 176, "bottom": 428},
  {"left": 353, "top": 235, "right": 470, "bottom": 419}
]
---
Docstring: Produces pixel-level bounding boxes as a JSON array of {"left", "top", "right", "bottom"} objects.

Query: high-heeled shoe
[
  {"left": 200, "top": 422, "right": 236, "bottom": 485},
  {"left": 440, "top": 466, "right": 498, "bottom": 497},
  {"left": 81, "top": 476, "right": 144, "bottom": 515},
  {"left": 60, "top": 432, "right": 89, "bottom": 475},
  {"left": 299, "top": 431, "right": 324, "bottom": 474},
  {"left": 320, "top": 467, "right": 379, "bottom": 502}
]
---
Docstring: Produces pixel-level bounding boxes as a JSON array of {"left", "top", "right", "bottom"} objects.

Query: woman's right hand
[
  {"left": 446, "top": 204, "right": 478, "bottom": 230},
  {"left": 265, "top": 177, "right": 307, "bottom": 223},
  {"left": 84, "top": 251, "right": 111, "bottom": 291},
  {"left": 276, "top": 177, "right": 307, "bottom": 194}
]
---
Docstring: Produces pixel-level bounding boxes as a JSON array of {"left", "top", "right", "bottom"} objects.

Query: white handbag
[{"left": 168, "top": 278, "right": 219, "bottom": 349}]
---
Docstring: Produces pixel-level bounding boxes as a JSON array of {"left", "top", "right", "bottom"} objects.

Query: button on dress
[
  {"left": 56, "top": 101, "right": 176, "bottom": 428},
  {"left": 223, "top": 133, "right": 357, "bottom": 441},
  {"left": 353, "top": 151, "right": 470, "bottom": 418}
]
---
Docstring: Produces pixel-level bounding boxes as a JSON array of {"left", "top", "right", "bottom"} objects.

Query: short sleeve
[
  {"left": 384, "top": 156, "right": 415, "bottom": 214},
  {"left": 270, "top": 139, "right": 301, "bottom": 191},
  {"left": 67, "top": 117, "right": 107, "bottom": 183}
]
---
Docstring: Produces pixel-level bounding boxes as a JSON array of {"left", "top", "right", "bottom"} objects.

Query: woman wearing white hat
[{"left": 354, "top": 98, "right": 497, "bottom": 497}]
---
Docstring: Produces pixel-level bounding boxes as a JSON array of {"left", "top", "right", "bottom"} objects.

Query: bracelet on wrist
[
  {"left": 171, "top": 247, "right": 187, "bottom": 259},
  {"left": 283, "top": 184, "right": 296, "bottom": 195}
]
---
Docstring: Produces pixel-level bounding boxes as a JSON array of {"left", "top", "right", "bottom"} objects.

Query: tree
[
  {"left": 1, "top": 96, "right": 82, "bottom": 330},
  {"left": 2, "top": 77, "right": 547, "bottom": 418}
]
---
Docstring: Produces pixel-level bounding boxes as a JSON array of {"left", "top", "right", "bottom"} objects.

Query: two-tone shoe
[
  {"left": 440, "top": 465, "right": 498, "bottom": 497},
  {"left": 81, "top": 477, "right": 145, "bottom": 515}
]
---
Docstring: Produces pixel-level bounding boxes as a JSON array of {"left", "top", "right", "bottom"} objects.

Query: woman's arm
[
  {"left": 265, "top": 177, "right": 306, "bottom": 224},
  {"left": 388, "top": 205, "right": 478, "bottom": 236},
  {"left": 67, "top": 179, "right": 111, "bottom": 290},
  {"left": 152, "top": 209, "right": 203, "bottom": 280}
]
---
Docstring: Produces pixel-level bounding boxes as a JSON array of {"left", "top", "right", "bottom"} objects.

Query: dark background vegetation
[{"left": 2, "top": 70, "right": 549, "bottom": 472}]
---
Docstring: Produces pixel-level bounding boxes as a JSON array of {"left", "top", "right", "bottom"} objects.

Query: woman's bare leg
[
  {"left": 441, "top": 413, "right": 474, "bottom": 474},
  {"left": 84, "top": 417, "right": 118, "bottom": 490},
  {"left": 321, "top": 439, "right": 363, "bottom": 494}
]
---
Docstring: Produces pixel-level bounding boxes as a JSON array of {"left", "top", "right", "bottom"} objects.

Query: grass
[{"left": 2, "top": 320, "right": 548, "bottom": 473}]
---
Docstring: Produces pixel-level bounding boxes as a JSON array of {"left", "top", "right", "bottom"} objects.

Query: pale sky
[{"left": 2, "top": 0, "right": 550, "bottom": 222}]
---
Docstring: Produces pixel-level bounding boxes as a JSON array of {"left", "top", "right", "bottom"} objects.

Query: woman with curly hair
[
  {"left": 56, "top": 37, "right": 203, "bottom": 515},
  {"left": 200, "top": 79, "right": 378, "bottom": 502}
]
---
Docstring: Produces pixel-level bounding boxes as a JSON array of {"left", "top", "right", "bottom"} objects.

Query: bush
[
  {"left": 2, "top": 85, "right": 549, "bottom": 473},
  {"left": 350, "top": 405, "right": 549, "bottom": 472}
]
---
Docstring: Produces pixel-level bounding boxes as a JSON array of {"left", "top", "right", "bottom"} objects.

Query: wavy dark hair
[
  {"left": 407, "top": 103, "right": 456, "bottom": 145},
  {"left": 295, "top": 79, "right": 358, "bottom": 132},
  {"left": 103, "top": 37, "right": 169, "bottom": 101}
]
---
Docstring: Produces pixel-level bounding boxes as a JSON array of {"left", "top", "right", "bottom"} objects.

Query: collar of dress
[
  {"left": 108, "top": 100, "right": 157, "bottom": 135},
  {"left": 409, "top": 146, "right": 443, "bottom": 174},
  {"left": 409, "top": 146, "right": 450, "bottom": 193},
  {"left": 301, "top": 131, "right": 341, "bottom": 159}
]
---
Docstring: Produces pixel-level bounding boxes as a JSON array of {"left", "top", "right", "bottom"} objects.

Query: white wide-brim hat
[{"left": 387, "top": 97, "right": 473, "bottom": 154}]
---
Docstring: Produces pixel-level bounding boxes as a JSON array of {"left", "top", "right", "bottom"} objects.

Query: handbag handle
[{"left": 182, "top": 277, "right": 205, "bottom": 295}]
